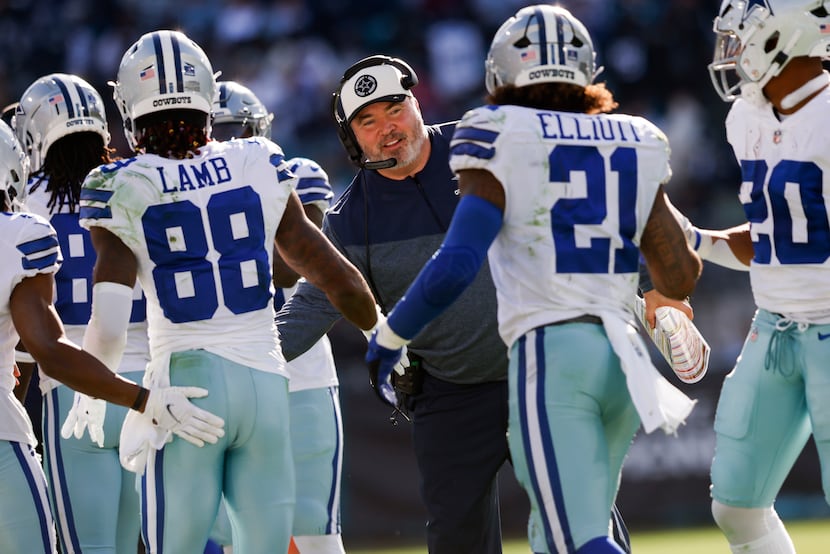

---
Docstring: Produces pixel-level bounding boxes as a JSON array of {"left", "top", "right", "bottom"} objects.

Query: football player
[
  {"left": 212, "top": 81, "right": 345, "bottom": 554},
  {"left": 0, "top": 117, "right": 221, "bottom": 553},
  {"left": 13, "top": 72, "right": 148, "bottom": 554},
  {"left": 706, "top": 1, "right": 830, "bottom": 552},
  {"left": 77, "top": 30, "right": 375, "bottom": 553}
]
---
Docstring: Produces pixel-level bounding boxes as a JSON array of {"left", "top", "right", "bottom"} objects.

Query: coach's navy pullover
[{"left": 276, "top": 123, "right": 508, "bottom": 384}]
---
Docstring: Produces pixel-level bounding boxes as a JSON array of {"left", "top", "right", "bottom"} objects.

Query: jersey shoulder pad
[
  {"left": 9, "top": 212, "right": 61, "bottom": 274},
  {"left": 286, "top": 157, "right": 333, "bottom": 207},
  {"left": 449, "top": 106, "right": 505, "bottom": 170}
]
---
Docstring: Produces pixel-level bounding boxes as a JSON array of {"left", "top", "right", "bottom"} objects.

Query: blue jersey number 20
[
  {"left": 740, "top": 159, "right": 830, "bottom": 265},
  {"left": 550, "top": 144, "right": 639, "bottom": 274},
  {"left": 142, "top": 186, "right": 271, "bottom": 323}
]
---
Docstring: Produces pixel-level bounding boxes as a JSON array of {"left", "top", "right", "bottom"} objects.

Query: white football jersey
[
  {"left": 24, "top": 176, "right": 149, "bottom": 393},
  {"left": 79, "top": 138, "right": 296, "bottom": 376},
  {"left": 0, "top": 211, "right": 61, "bottom": 445},
  {"left": 450, "top": 105, "right": 671, "bottom": 347},
  {"left": 276, "top": 281, "right": 336, "bottom": 392},
  {"left": 281, "top": 157, "right": 336, "bottom": 392},
  {"left": 726, "top": 91, "right": 830, "bottom": 322}
]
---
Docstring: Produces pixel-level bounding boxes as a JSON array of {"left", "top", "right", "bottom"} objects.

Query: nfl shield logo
[{"left": 183, "top": 63, "right": 196, "bottom": 77}]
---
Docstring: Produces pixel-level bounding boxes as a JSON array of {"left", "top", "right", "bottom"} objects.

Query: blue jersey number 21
[
  {"left": 550, "top": 144, "right": 639, "bottom": 274},
  {"left": 142, "top": 186, "right": 271, "bottom": 323}
]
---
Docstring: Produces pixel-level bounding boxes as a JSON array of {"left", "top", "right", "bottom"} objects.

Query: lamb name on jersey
[
  {"left": 449, "top": 104, "right": 671, "bottom": 346},
  {"left": 79, "top": 137, "right": 297, "bottom": 375},
  {"left": 726, "top": 92, "right": 830, "bottom": 323}
]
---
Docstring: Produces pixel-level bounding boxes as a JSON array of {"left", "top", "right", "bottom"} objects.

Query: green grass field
[{"left": 347, "top": 518, "right": 829, "bottom": 553}]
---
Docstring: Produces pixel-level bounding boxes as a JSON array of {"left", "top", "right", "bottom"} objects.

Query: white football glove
[
  {"left": 144, "top": 386, "right": 225, "bottom": 447},
  {"left": 61, "top": 393, "right": 107, "bottom": 447}
]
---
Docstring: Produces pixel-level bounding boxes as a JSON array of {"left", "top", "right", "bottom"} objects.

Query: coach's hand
[{"left": 144, "top": 386, "right": 225, "bottom": 447}]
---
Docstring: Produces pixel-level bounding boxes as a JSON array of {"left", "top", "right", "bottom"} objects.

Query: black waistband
[{"left": 549, "top": 314, "right": 603, "bottom": 326}]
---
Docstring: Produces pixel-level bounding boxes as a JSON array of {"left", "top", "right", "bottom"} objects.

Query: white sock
[
  {"left": 711, "top": 501, "right": 795, "bottom": 553},
  {"left": 292, "top": 534, "right": 346, "bottom": 554}
]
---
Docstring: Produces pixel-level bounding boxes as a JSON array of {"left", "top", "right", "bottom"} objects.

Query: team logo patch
[
  {"left": 183, "top": 62, "right": 196, "bottom": 77},
  {"left": 354, "top": 74, "right": 377, "bottom": 97}
]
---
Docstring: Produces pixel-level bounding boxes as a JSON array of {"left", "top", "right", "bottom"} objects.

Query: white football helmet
[
  {"left": 112, "top": 30, "right": 216, "bottom": 150},
  {"left": 212, "top": 81, "right": 274, "bottom": 140},
  {"left": 0, "top": 120, "right": 29, "bottom": 206},
  {"left": 485, "top": 4, "right": 598, "bottom": 94},
  {"left": 13, "top": 73, "right": 109, "bottom": 174},
  {"left": 709, "top": 0, "right": 830, "bottom": 102}
]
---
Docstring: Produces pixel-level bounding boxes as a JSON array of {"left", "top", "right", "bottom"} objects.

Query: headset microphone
[{"left": 363, "top": 158, "right": 397, "bottom": 170}]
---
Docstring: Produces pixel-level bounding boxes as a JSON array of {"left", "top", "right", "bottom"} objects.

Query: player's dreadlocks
[
  {"left": 134, "top": 109, "right": 209, "bottom": 160},
  {"left": 488, "top": 82, "right": 618, "bottom": 114},
  {"left": 31, "top": 132, "right": 112, "bottom": 214}
]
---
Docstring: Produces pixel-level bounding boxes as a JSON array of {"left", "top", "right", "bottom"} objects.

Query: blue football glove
[{"left": 365, "top": 331, "right": 404, "bottom": 407}]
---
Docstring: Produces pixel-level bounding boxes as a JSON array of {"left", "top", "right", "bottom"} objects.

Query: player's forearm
[
  {"left": 324, "top": 273, "right": 377, "bottom": 332},
  {"left": 33, "top": 338, "right": 144, "bottom": 409},
  {"left": 668, "top": 202, "right": 750, "bottom": 270},
  {"left": 642, "top": 193, "right": 702, "bottom": 300},
  {"left": 696, "top": 224, "right": 752, "bottom": 269},
  {"left": 82, "top": 282, "right": 132, "bottom": 371}
]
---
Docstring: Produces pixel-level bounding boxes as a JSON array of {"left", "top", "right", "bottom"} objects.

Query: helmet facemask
[
  {"left": 708, "top": 0, "right": 830, "bottom": 103},
  {"left": 0, "top": 120, "right": 30, "bottom": 209}
]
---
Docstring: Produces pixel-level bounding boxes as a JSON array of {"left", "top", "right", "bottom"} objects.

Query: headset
[{"left": 331, "top": 55, "right": 418, "bottom": 170}]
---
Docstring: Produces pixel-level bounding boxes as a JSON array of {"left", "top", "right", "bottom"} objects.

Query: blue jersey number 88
[
  {"left": 51, "top": 213, "right": 146, "bottom": 324},
  {"left": 142, "top": 186, "right": 271, "bottom": 323}
]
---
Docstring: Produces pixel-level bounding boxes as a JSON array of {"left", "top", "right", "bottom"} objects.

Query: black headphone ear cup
[
  {"left": 389, "top": 58, "right": 418, "bottom": 90},
  {"left": 331, "top": 91, "right": 363, "bottom": 166}
]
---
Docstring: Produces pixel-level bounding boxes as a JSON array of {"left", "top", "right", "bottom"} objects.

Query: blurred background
[{"left": 3, "top": 0, "right": 827, "bottom": 548}]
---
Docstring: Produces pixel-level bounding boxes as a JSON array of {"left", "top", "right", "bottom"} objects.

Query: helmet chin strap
[{"left": 780, "top": 70, "right": 830, "bottom": 110}]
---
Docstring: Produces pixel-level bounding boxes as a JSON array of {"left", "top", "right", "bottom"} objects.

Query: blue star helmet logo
[{"left": 744, "top": 0, "right": 773, "bottom": 18}]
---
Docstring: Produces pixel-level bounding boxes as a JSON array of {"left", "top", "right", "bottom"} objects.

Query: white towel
[
  {"left": 599, "top": 311, "right": 696, "bottom": 435},
  {"left": 119, "top": 408, "right": 170, "bottom": 474}
]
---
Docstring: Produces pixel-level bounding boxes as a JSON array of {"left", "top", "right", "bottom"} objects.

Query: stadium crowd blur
[
  {"left": 7, "top": 0, "right": 817, "bottom": 540},
  {"left": 0, "top": 0, "right": 752, "bottom": 367}
]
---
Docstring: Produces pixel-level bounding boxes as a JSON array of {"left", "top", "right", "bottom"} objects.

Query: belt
[{"left": 549, "top": 314, "right": 603, "bottom": 326}]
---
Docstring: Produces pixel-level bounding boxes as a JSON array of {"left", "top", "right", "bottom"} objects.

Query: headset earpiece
[{"left": 332, "top": 91, "right": 362, "bottom": 166}]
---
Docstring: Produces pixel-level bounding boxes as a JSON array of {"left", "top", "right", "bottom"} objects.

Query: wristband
[
  {"left": 375, "top": 321, "right": 410, "bottom": 350},
  {"left": 131, "top": 387, "right": 149, "bottom": 411}
]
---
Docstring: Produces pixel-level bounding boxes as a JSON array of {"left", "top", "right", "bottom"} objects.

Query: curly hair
[
  {"left": 30, "top": 132, "right": 112, "bottom": 214},
  {"left": 134, "top": 109, "right": 209, "bottom": 159},
  {"left": 488, "top": 82, "right": 618, "bottom": 114}
]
